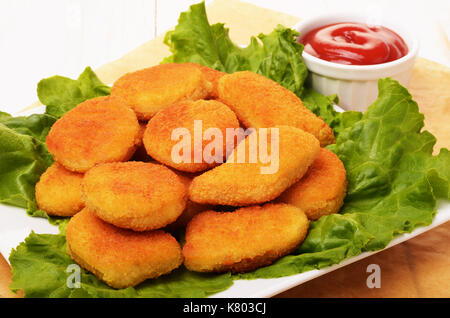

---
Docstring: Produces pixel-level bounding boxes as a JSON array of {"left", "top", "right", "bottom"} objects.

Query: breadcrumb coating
[
  {"left": 217, "top": 71, "right": 335, "bottom": 146},
  {"left": 82, "top": 161, "right": 187, "bottom": 231},
  {"left": 143, "top": 99, "right": 239, "bottom": 172},
  {"left": 189, "top": 125, "right": 320, "bottom": 206},
  {"left": 111, "top": 63, "right": 213, "bottom": 120},
  {"left": 183, "top": 203, "right": 309, "bottom": 273},
  {"left": 66, "top": 208, "right": 183, "bottom": 288},
  {"left": 35, "top": 163, "right": 84, "bottom": 217},
  {"left": 46, "top": 96, "right": 140, "bottom": 172}
]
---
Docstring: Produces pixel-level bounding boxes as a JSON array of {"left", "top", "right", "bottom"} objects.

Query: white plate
[{"left": 1, "top": 106, "right": 449, "bottom": 298}]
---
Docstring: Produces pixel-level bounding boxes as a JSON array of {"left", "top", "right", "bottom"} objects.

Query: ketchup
[{"left": 300, "top": 22, "right": 408, "bottom": 65}]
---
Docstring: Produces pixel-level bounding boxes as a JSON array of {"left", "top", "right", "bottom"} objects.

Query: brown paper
[
  {"left": 2, "top": 0, "right": 449, "bottom": 298},
  {"left": 409, "top": 58, "right": 450, "bottom": 151}
]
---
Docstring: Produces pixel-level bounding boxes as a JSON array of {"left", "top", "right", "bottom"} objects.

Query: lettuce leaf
[
  {"left": 0, "top": 117, "right": 53, "bottom": 209},
  {"left": 163, "top": 2, "right": 308, "bottom": 96},
  {"left": 301, "top": 88, "right": 362, "bottom": 137},
  {"left": 38, "top": 66, "right": 110, "bottom": 119}
]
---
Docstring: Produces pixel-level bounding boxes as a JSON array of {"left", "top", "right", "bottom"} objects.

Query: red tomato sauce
[{"left": 300, "top": 22, "right": 408, "bottom": 65}]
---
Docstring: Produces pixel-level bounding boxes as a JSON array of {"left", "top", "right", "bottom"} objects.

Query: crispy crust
[
  {"left": 82, "top": 162, "right": 187, "bottom": 231},
  {"left": 182, "top": 203, "right": 309, "bottom": 273},
  {"left": 46, "top": 96, "right": 140, "bottom": 172},
  {"left": 110, "top": 63, "right": 213, "bottom": 120},
  {"left": 66, "top": 208, "right": 183, "bottom": 289},
  {"left": 143, "top": 99, "right": 240, "bottom": 172},
  {"left": 188, "top": 125, "right": 320, "bottom": 206},
  {"left": 278, "top": 148, "right": 348, "bottom": 220},
  {"left": 35, "top": 163, "right": 84, "bottom": 216},
  {"left": 217, "top": 71, "right": 335, "bottom": 146}
]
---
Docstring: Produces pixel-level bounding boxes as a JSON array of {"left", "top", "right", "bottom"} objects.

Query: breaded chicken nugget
[
  {"left": 82, "top": 162, "right": 187, "bottom": 231},
  {"left": 46, "top": 96, "right": 140, "bottom": 173},
  {"left": 111, "top": 63, "right": 212, "bottom": 120},
  {"left": 279, "top": 148, "right": 347, "bottom": 220},
  {"left": 217, "top": 71, "right": 335, "bottom": 146},
  {"left": 143, "top": 99, "right": 240, "bottom": 172},
  {"left": 66, "top": 208, "right": 183, "bottom": 288},
  {"left": 187, "top": 63, "right": 226, "bottom": 98},
  {"left": 35, "top": 163, "right": 84, "bottom": 217},
  {"left": 183, "top": 203, "right": 309, "bottom": 273},
  {"left": 189, "top": 126, "right": 320, "bottom": 206}
]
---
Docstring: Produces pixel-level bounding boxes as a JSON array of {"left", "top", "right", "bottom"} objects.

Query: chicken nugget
[
  {"left": 111, "top": 63, "right": 213, "bottom": 120},
  {"left": 35, "top": 163, "right": 84, "bottom": 217},
  {"left": 143, "top": 99, "right": 240, "bottom": 172},
  {"left": 82, "top": 162, "right": 187, "bottom": 231},
  {"left": 189, "top": 126, "right": 320, "bottom": 206},
  {"left": 186, "top": 63, "right": 226, "bottom": 98},
  {"left": 217, "top": 71, "right": 335, "bottom": 146},
  {"left": 279, "top": 148, "right": 347, "bottom": 220},
  {"left": 66, "top": 208, "right": 183, "bottom": 288},
  {"left": 46, "top": 96, "right": 140, "bottom": 173},
  {"left": 183, "top": 203, "right": 309, "bottom": 273}
]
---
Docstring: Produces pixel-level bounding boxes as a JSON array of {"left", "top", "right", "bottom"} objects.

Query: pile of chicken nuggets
[{"left": 36, "top": 63, "right": 348, "bottom": 289}]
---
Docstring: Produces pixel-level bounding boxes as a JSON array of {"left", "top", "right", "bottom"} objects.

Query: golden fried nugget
[
  {"left": 189, "top": 126, "right": 320, "bottom": 206},
  {"left": 279, "top": 148, "right": 348, "bottom": 220},
  {"left": 183, "top": 203, "right": 309, "bottom": 273},
  {"left": 217, "top": 71, "right": 335, "bottom": 146},
  {"left": 143, "top": 99, "right": 240, "bottom": 172},
  {"left": 46, "top": 96, "right": 140, "bottom": 173},
  {"left": 35, "top": 163, "right": 84, "bottom": 217},
  {"left": 82, "top": 162, "right": 187, "bottom": 231},
  {"left": 66, "top": 208, "right": 183, "bottom": 288},
  {"left": 187, "top": 63, "right": 226, "bottom": 98},
  {"left": 111, "top": 63, "right": 212, "bottom": 120}
]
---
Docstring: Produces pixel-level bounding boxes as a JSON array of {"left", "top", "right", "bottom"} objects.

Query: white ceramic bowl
[{"left": 293, "top": 14, "right": 419, "bottom": 112}]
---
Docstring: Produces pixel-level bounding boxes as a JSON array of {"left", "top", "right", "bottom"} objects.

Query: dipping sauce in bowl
[{"left": 300, "top": 22, "right": 408, "bottom": 65}]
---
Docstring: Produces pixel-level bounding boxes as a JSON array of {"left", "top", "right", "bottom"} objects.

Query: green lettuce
[
  {"left": 38, "top": 66, "right": 110, "bottom": 119},
  {"left": 0, "top": 114, "right": 54, "bottom": 209},
  {"left": 6, "top": 2, "right": 450, "bottom": 298},
  {"left": 163, "top": 2, "right": 308, "bottom": 96}
]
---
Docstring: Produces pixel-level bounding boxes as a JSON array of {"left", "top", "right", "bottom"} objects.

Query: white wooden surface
[{"left": 0, "top": 0, "right": 448, "bottom": 114}]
